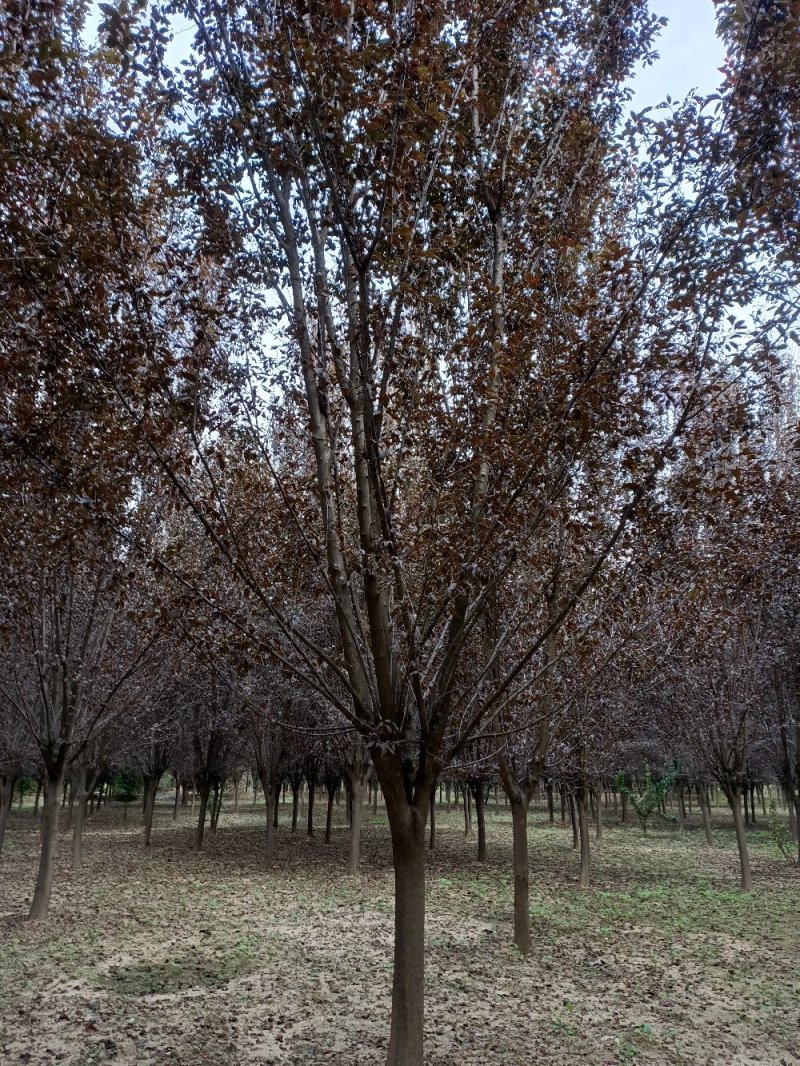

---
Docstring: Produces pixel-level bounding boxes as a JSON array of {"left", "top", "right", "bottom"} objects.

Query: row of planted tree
[{"left": 2, "top": 1, "right": 799, "bottom": 1062}]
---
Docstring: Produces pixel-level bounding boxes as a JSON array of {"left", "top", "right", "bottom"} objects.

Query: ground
[{"left": 1, "top": 794, "right": 798, "bottom": 1066}]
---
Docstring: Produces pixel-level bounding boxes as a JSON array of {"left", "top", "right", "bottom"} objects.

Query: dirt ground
[{"left": 1, "top": 794, "right": 798, "bottom": 1066}]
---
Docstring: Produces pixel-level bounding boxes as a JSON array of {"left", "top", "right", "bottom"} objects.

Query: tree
[{"left": 3, "top": 0, "right": 799, "bottom": 1058}]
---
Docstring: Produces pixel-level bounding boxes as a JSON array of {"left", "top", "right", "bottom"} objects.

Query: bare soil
[{"left": 1, "top": 797, "right": 798, "bottom": 1065}]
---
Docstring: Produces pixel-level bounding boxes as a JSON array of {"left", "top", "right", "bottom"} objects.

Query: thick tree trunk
[
  {"left": 727, "top": 787, "right": 752, "bottom": 891},
  {"left": 29, "top": 769, "right": 64, "bottom": 920},
  {"left": 509, "top": 795, "right": 531, "bottom": 954},
  {"left": 384, "top": 804, "right": 427, "bottom": 1066},
  {"left": 577, "top": 783, "right": 591, "bottom": 889},
  {"left": 546, "top": 780, "right": 554, "bottom": 823},
  {"left": 470, "top": 781, "right": 487, "bottom": 862},
  {"left": 349, "top": 774, "right": 363, "bottom": 875},
  {"left": 194, "top": 784, "right": 210, "bottom": 852}
]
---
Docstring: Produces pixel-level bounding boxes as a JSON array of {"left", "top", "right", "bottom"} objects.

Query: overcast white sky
[{"left": 632, "top": 0, "right": 726, "bottom": 109}]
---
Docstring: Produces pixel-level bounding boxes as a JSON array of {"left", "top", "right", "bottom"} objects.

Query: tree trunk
[
  {"left": 33, "top": 780, "right": 42, "bottom": 818},
  {"left": 373, "top": 782, "right": 379, "bottom": 816},
  {"left": 700, "top": 784, "right": 714, "bottom": 845},
  {"left": 0, "top": 775, "right": 15, "bottom": 860},
  {"left": 325, "top": 785, "right": 335, "bottom": 844},
  {"left": 173, "top": 778, "right": 180, "bottom": 821},
  {"left": 349, "top": 773, "right": 363, "bottom": 875},
  {"left": 470, "top": 781, "right": 487, "bottom": 862},
  {"left": 29, "top": 768, "right": 64, "bottom": 920},
  {"left": 568, "top": 792, "right": 579, "bottom": 849},
  {"left": 194, "top": 783, "right": 210, "bottom": 852},
  {"left": 546, "top": 780, "right": 554, "bottom": 823},
  {"left": 429, "top": 790, "right": 436, "bottom": 851},
  {"left": 727, "top": 787, "right": 752, "bottom": 891},
  {"left": 577, "top": 783, "right": 591, "bottom": 889},
  {"left": 143, "top": 777, "right": 158, "bottom": 847},
  {"left": 71, "top": 767, "right": 88, "bottom": 871},
  {"left": 621, "top": 791, "right": 628, "bottom": 824},
  {"left": 262, "top": 777, "right": 277, "bottom": 868},
  {"left": 509, "top": 795, "right": 531, "bottom": 954},
  {"left": 384, "top": 804, "right": 427, "bottom": 1066},
  {"left": 303, "top": 780, "right": 313, "bottom": 836},
  {"left": 595, "top": 785, "right": 603, "bottom": 840},
  {"left": 210, "top": 785, "right": 222, "bottom": 832},
  {"left": 291, "top": 781, "right": 300, "bottom": 833}
]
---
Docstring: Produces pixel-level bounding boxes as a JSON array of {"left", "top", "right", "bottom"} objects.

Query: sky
[{"left": 631, "top": 0, "right": 726, "bottom": 110}]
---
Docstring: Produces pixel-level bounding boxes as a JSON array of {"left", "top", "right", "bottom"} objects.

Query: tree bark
[
  {"left": 568, "top": 791, "right": 579, "bottom": 849},
  {"left": 470, "top": 781, "right": 487, "bottom": 862},
  {"left": 509, "top": 796, "right": 530, "bottom": 954},
  {"left": 194, "top": 783, "right": 210, "bottom": 852},
  {"left": 0, "top": 774, "right": 15, "bottom": 860},
  {"left": 349, "top": 773, "right": 363, "bottom": 875},
  {"left": 429, "top": 790, "right": 436, "bottom": 851},
  {"left": 291, "top": 778, "right": 300, "bottom": 833},
  {"left": 577, "top": 783, "right": 591, "bottom": 889},
  {"left": 594, "top": 785, "right": 603, "bottom": 840},
  {"left": 33, "top": 780, "right": 42, "bottom": 818},
  {"left": 306, "top": 780, "right": 315, "bottom": 837},
  {"left": 262, "top": 776, "right": 277, "bottom": 868},
  {"left": 71, "top": 767, "right": 88, "bottom": 871},
  {"left": 384, "top": 803, "right": 427, "bottom": 1066},
  {"left": 727, "top": 786, "right": 752, "bottom": 891},
  {"left": 700, "top": 784, "right": 714, "bottom": 845},
  {"left": 143, "top": 777, "right": 158, "bottom": 847},
  {"left": 325, "top": 783, "right": 336, "bottom": 844},
  {"left": 29, "top": 768, "right": 65, "bottom": 920}
]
